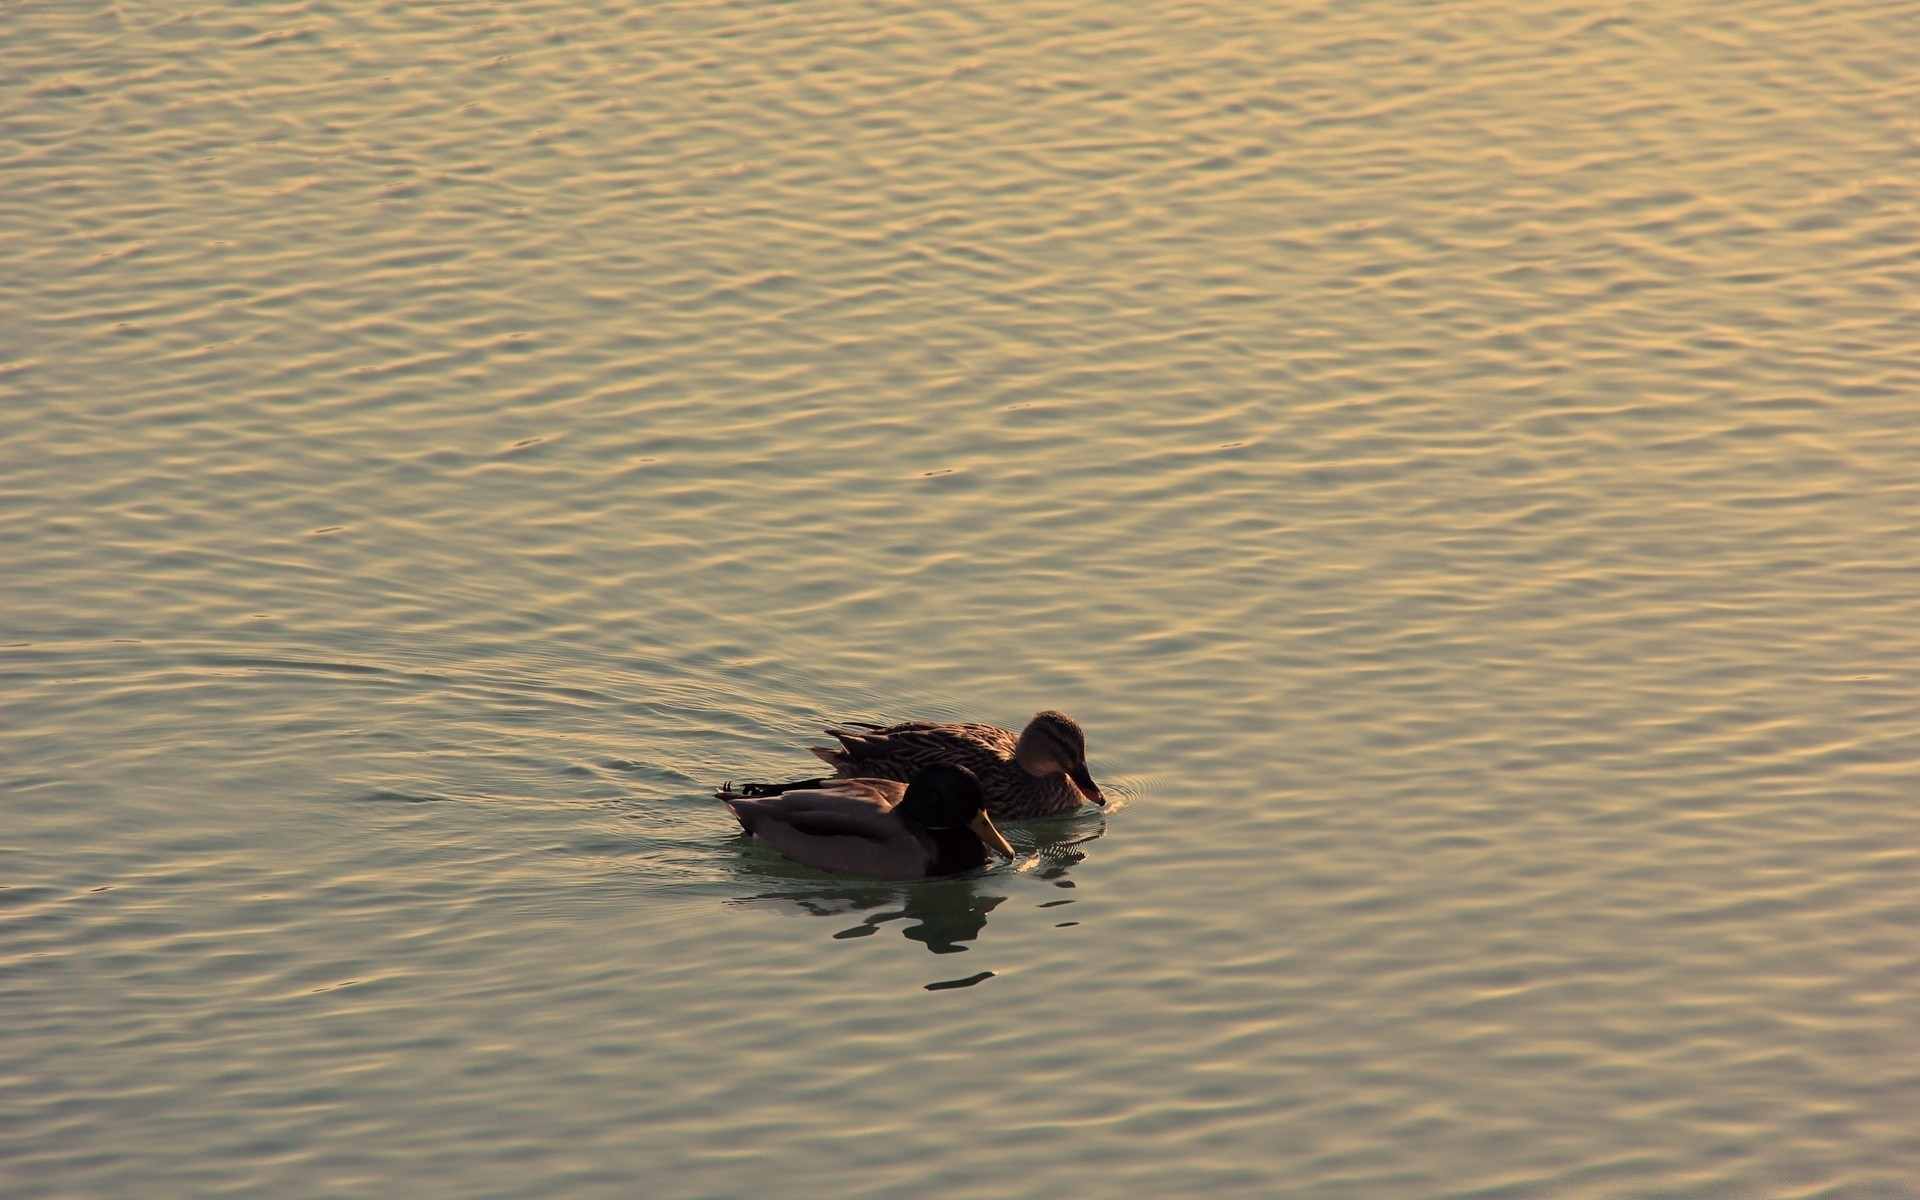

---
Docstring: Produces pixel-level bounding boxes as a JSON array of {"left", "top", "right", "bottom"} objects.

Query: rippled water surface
[{"left": 6, "top": 1, "right": 1920, "bottom": 1196}]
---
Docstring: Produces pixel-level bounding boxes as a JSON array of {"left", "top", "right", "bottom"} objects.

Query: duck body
[
  {"left": 807, "top": 710, "right": 1105, "bottom": 820},
  {"left": 719, "top": 766, "right": 1013, "bottom": 881}
]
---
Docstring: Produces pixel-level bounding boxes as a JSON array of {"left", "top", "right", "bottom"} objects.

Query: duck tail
[
  {"left": 718, "top": 771, "right": 833, "bottom": 799},
  {"left": 717, "top": 795, "right": 753, "bottom": 831},
  {"left": 728, "top": 776, "right": 830, "bottom": 799}
]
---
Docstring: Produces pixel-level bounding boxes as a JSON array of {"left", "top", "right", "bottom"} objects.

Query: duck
[
  {"left": 717, "top": 762, "right": 1015, "bottom": 880},
  {"left": 795, "top": 709, "right": 1106, "bottom": 820}
]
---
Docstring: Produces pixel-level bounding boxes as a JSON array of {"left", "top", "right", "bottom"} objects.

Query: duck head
[
  {"left": 899, "top": 763, "right": 1015, "bottom": 858},
  {"left": 1012, "top": 710, "right": 1106, "bottom": 805}
]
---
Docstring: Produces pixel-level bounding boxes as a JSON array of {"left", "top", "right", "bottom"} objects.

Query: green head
[{"left": 899, "top": 763, "right": 1014, "bottom": 859}]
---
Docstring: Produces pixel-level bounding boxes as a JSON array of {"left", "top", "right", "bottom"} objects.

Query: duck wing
[
  {"left": 812, "top": 721, "right": 1017, "bottom": 778},
  {"left": 734, "top": 777, "right": 904, "bottom": 813},
  {"left": 721, "top": 780, "right": 934, "bottom": 880}
]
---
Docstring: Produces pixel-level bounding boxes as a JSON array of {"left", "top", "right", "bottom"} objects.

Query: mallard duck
[
  {"left": 799, "top": 710, "right": 1105, "bottom": 820},
  {"left": 718, "top": 763, "right": 1015, "bottom": 880}
]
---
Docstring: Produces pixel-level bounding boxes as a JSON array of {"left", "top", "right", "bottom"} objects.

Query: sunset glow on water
[{"left": 5, "top": 2, "right": 1918, "bottom": 1196}]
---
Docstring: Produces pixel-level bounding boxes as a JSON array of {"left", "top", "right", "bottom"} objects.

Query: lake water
[{"left": 5, "top": 1, "right": 1919, "bottom": 1196}]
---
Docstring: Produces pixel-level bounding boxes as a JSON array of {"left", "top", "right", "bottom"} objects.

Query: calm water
[{"left": 5, "top": 1, "right": 1919, "bottom": 1196}]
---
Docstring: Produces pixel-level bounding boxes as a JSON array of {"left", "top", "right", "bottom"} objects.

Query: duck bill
[
  {"left": 969, "top": 811, "right": 1016, "bottom": 859},
  {"left": 1068, "top": 764, "right": 1106, "bottom": 806}
]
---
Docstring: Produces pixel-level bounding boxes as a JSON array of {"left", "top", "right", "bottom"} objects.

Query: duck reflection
[
  {"left": 725, "top": 818, "right": 1103, "bottom": 954},
  {"left": 831, "top": 880, "right": 1006, "bottom": 954}
]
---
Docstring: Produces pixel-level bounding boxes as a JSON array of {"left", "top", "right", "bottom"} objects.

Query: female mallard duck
[
  {"left": 796, "top": 710, "right": 1105, "bottom": 820},
  {"left": 718, "top": 763, "right": 1015, "bottom": 880}
]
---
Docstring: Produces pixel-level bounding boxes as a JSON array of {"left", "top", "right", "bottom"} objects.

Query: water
[{"left": 5, "top": 1, "right": 1919, "bottom": 1196}]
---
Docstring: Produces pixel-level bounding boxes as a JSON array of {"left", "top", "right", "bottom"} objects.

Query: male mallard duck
[
  {"left": 718, "top": 763, "right": 1014, "bottom": 880},
  {"left": 799, "top": 710, "right": 1105, "bottom": 820}
]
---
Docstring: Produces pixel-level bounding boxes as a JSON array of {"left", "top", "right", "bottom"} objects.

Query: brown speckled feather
[{"left": 809, "top": 716, "right": 1092, "bottom": 819}]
